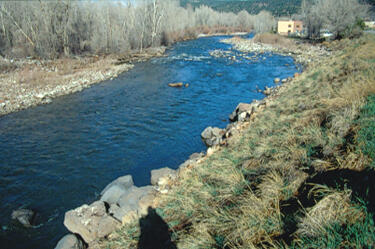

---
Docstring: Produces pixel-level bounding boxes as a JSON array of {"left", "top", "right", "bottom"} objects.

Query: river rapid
[{"left": 0, "top": 34, "right": 300, "bottom": 249}]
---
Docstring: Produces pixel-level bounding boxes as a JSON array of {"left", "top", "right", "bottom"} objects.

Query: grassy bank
[{"left": 100, "top": 34, "right": 375, "bottom": 249}]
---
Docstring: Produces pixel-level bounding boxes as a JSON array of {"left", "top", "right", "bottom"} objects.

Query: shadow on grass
[
  {"left": 277, "top": 169, "right": 375, "bottom": 245},
  {"left": 137, "top": 207, "right": 177, "bottom": 249}
]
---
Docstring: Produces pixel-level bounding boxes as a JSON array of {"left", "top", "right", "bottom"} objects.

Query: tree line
[
  {"left": 300, "top": 0, "right": 370, "bottom": 39},
  {"left": 0, "top": 0, "right": 276, "bottom": 59}
]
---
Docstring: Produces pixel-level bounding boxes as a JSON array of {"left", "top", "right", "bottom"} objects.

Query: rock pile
[
  {"left": 229, "top": 103, "right": 254, "bottom": 122},
  {"left": 222, "top": 37, "right": 331, "bottom": 67},
  {"left": 201, "top": 126, "right": 225, "bottom": 147},
  {"left": 56, "top": 166, "right": 184, "bottom": 249}
]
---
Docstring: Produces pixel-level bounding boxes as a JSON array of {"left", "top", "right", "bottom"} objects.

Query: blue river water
[{"left": 0, "top": 34, "right": 299, "bottom": 249}]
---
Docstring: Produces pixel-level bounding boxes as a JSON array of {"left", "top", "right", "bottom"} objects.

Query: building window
[
  {"left": 296, "top": 25, "right": 300, "bottom": 28},
  {"left": 288, "top": 24, "right": 292, "bottom": 28}
]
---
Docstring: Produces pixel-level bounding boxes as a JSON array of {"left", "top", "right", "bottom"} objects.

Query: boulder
[
  {"left": 64, "top": 201, "right": 120, "bottom": 243},
  {"left": 168, "top": 82, "right": 183, "bottom": 88},
  {"left": 55, "top": 234, "right": 86, "bottom": 249},
  {"left": 118, "top": 186, "right": 155, "bottom": 208},
  {"left": 185, "top": 83, "right": 189, "bottom": 88},
  {"left": 150, "top": 167, "right": 177, "bottom": 186},
  {"left": 274, "top": 78, "right": 281, "bottom": 83},
  {"left": 100, "top": 184, "right": 133, "bottom": 205},
  {"left": 189, "top": 152, "right": 204, "bottom": 161},
  {"left": 229, "top": 103, "right": 254, "bottom": 122},
  {"left": 138, "top": 192, "right": 157, "bottom": 216},
  {"left": 281, "top": 78, "right": 288, "bottom": 83},
  {"left": 263, "top": 87, "right": 272, "bottom": 96},
  {"left": 11, "top": 209, "right": 35, "bottom": 227},
  {"left": 100, "top": 175, "right": 134, "bottom": 196},
  {"left": 110, "top": 186, "right": 156, "bottom": 222},
  {"left": 201, "top": 126, "right": 224, "bottom": 147}
]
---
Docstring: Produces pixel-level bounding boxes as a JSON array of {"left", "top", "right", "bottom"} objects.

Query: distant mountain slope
[
  {"left": 181, "top": 0, "right": 375, "bottom": 17},
  {"left": 180, "top": 0, "right": 304, "bottom": 16}
]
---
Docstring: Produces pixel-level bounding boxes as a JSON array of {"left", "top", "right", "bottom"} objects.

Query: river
[{"left": 0, "top": 34, "right": 299, "bottom": 249}]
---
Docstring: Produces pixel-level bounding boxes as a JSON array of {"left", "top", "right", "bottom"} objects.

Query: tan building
[
  {"left": 278, "top": 20, "right": 303, "bottom": 36},
  {"left": 365, "top": 21, "right": 375, "bottom": 29}
]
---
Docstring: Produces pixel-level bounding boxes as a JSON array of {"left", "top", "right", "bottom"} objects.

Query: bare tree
[
  {"left": 254, "top": 11, "right": 275, "bottom": 33},
  {"left": 0, "top": 0, "right": 271, "bottom": 58},
  {"left": 303, "top": 0, "right": 369, "bottom": 39},
  {"left": 301, "top": 0, "right": 323, "bottom": 39}
]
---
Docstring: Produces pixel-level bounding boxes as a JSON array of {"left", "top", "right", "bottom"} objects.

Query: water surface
[{"left": 0, "top": 35, "right": 299, "bottom": 248}]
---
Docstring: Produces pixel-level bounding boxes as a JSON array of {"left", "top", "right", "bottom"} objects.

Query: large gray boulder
[
  {"left": 150, "top": 167, "right": 177, "bottom": 186},
  {"left": 100, "top": 175, "right": 134, "bottom": 195},
  {"left": 11, "top": 209, "right": 35, "bottom": 227},
  {"left": 55, "top": 234, "right": 86, "bottom": 249},
  {"left": 201, "top": 126, "right": 224, "bottom": 147},
  {"left": 64, "top": 201, "right": 120, "bottom": 243},
  {"left": 109, "top": 186, "right": 156, "bottom": 222},
  {"left": 101, "top": 185, "right": 132, "bottom": 205},
  {"left": 100, "top": 175, "right": 134, "bottom": 205},
  {"left": 118, "top": 186, "right": 155, "bottom": 208},
  {"left": 229, "top": 103, "right": 254, "bottom": 122}
]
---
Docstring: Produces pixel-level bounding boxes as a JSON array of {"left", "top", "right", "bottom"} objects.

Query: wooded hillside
[{"left": 181, "top": 0, "right": 375, "bottom": 16}]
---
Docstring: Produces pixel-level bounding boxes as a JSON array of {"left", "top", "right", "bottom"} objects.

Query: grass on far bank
[{"left": 102, "top": 34, "right": 375, "bottom": 249}]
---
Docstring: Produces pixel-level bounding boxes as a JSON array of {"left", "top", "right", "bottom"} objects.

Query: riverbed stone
[
  {"left": 168, "top": 82, "right": 183, "bottom": 87},
  {"left": 64, "top": 201, "right": 120, "bottom": 243},
  {"left": 229, "top": 103, "right": 254, "bottom": 122},
  {"left": 201, "top": 126, "right": 224, "bottom": 147},
  {"left": 11, "top": 209, "right": 35, "bottom": 227},
  {"left": 151, "top": 167, "right": 177, "bottom": 186},
  {"left": 55, "top": 234, "right": 86, "bottom": 249},
  {"left": 263, "top": 87, "right": 272, "bottom": 95}
]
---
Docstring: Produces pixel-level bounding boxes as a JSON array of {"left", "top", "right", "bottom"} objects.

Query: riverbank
[
  {"left": 0, "top": 47, "right": 165, "bottom": 117},
  {"left": 222, "top": 33, "right": 331, "bottom": 66},
  {"left": 97, "top": 34, "right": 375, "bottom": 248},
  {"left": 0, "top": 30, "right": 253, "bottom": 118}
]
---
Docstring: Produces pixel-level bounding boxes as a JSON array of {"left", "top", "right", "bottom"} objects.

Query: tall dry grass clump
[
  {"left": 101, "top": 34, "right": 375, "bottom": 249},
  {"left": 252, "top": 33, "right": 296, "bottom": 49}
]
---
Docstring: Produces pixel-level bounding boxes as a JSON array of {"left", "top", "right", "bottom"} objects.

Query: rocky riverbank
[
  {"left": 221, "top": 34, "right": 331, "bottom": 66},
  {"left": 95, "top": 34, "right": 375, "bottom": 249},
  {"left": 53, "top": 34, "right": 318, "bottom": 249},
  {"left": 53, "top": 52, "right": 305, "bottom": 248},
  {"left": 0, "top": 47, "right": 165, "bottom": 117}
]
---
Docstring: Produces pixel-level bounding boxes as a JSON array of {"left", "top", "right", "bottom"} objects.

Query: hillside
[
  {"left": 181, "top": 0, "right": 303, "bottom": 16},
  {"left": 181, "top": 0, "right": 375, "bottom": 16}
]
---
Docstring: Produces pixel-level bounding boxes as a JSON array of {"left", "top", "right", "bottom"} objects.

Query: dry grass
[
  {"left": 101, "top": 34, "right": 375, "bottom": 249},
  {"left": 252, "top": 33, "right": 296, "bottom": 49},
  {"left": 296, "top": 189, "right": 363, "bottom": 237}
]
